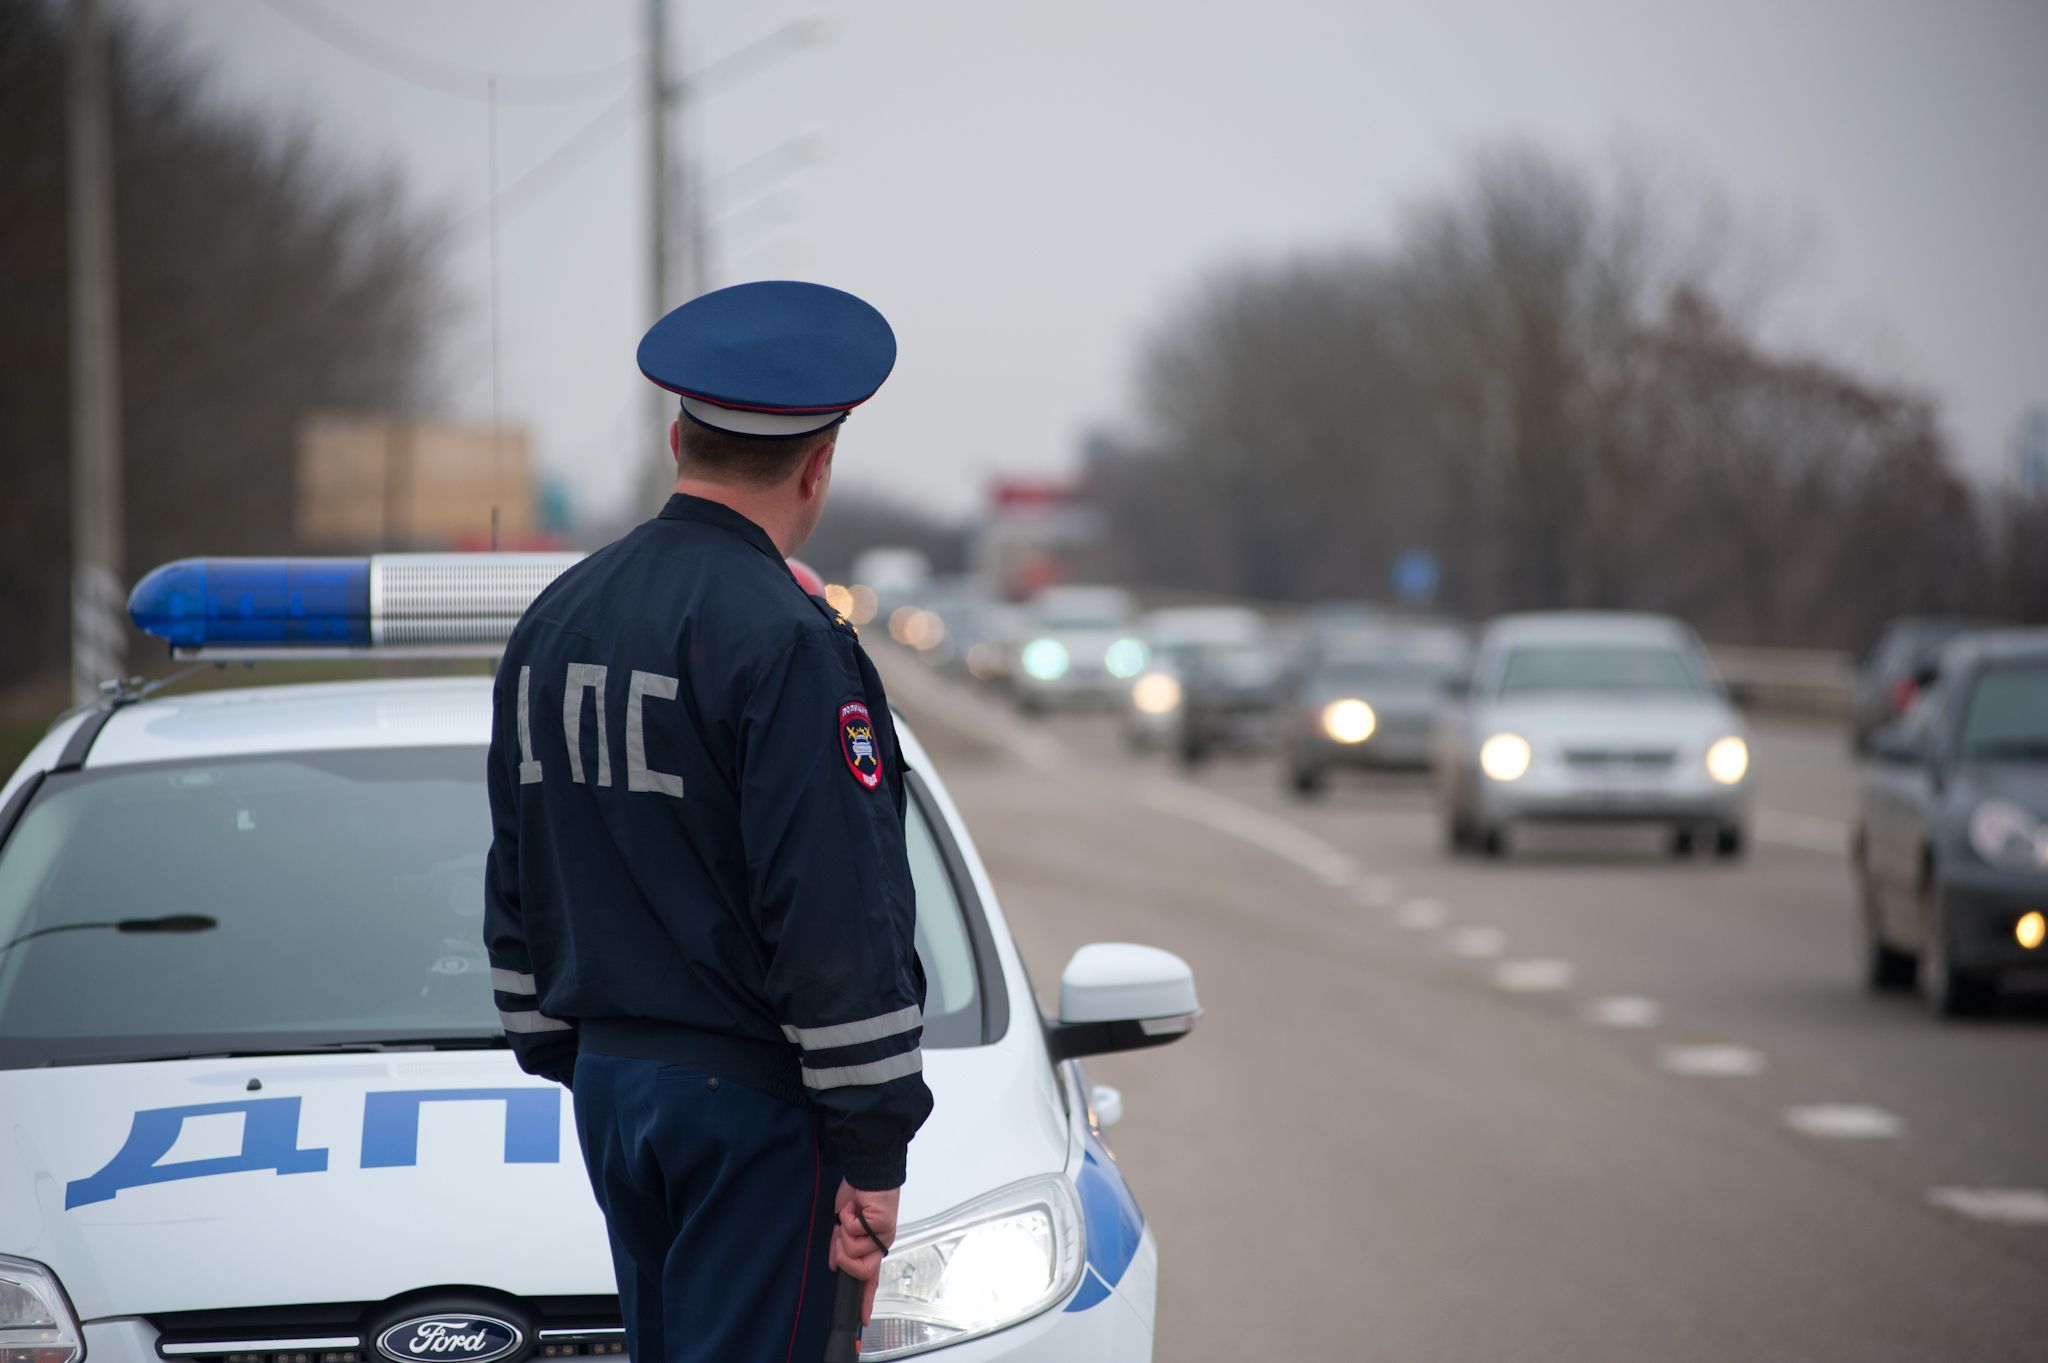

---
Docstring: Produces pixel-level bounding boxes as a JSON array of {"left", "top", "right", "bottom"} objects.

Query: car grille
[
  {"left": 1562, "top": 748, "right": 1676, "bottom": 770},
  {"left": 150, "top": 1298, "right": 623, "bottom": 1363}
]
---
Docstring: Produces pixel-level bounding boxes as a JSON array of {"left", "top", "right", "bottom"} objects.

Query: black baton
[
  {"left": 823, "top": 1208, "right": 889, "bottom": 1362},
  {"left": 823, "top": 1272, "right": 863, "bottom": 1362}
]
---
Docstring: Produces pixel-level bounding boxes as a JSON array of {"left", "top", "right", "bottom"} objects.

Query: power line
[
  {"left": 435, "top": 90, "right": 637, "bottom": 245},
  {"left": 259, "top": 0, "right": 632, "bottom": 105}
]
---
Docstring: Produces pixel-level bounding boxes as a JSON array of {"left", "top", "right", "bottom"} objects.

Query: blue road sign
[{"left": 1391, "top": 548, "right": 1440, "bottom": 604}]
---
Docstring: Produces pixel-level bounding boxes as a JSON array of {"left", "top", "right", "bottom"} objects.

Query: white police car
[{"left": 0, "top": 555, "right": 1198, "bottom": 1363}]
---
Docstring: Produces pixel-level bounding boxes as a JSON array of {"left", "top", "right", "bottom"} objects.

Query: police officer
[{"left": 482, "top": 280, "right": 931, "bottom": 1362}]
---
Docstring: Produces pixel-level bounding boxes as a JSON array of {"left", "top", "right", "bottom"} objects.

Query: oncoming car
[
  {"left": 1856, "top": 628, "right": 2048, "bottom": 1016},
  {"left": 0, "top": 555, "right": 1198, "bottom": 1363},
  {"left": 1438, "top": 612, "right": 1753, "bottom": 858}
]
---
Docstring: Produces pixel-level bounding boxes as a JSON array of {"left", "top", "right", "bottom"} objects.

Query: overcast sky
[{"left": 144, "top": 0, "right": 2048, "bottom": 525}]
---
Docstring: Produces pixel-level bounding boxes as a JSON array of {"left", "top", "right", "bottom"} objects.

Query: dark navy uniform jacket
[{"left": 483, "top": 494, "right": 932, "bottom": 1190}]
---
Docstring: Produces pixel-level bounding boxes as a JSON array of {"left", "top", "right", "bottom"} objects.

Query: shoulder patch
[{"left": 839, "top": 701, "right": 883, "bottom": 790}]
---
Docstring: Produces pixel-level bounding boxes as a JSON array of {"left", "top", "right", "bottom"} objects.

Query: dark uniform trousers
[{"left": 573, "top": 1054, "right": 845, "bottom": 1363}]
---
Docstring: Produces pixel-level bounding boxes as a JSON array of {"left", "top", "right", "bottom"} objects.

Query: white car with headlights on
[
  {"left": 1438, "top": 612, "right": 1753, "bottom": 858},
  {"left": 0, "top": 554, "right": 1196, "bottom": 1363},
  {"left": 1011, "top": 587, "right": 1145, "bottom": 716}
]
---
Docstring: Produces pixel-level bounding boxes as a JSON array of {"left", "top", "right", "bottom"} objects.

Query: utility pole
[
  {"left": 644, "top": 0, "right": 675, "bottom": 501},
  {"left": 68, "top": 0, "right": 126, "bottom": 703}
]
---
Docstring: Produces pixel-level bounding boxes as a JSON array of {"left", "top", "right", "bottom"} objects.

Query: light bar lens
[{"left": 129, "top": 558, "right": 370, "bottom": 648}]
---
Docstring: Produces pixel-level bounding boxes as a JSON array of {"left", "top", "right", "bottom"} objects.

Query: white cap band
[{"left": 679, "top": 395, "right": 847, "bottom": 438}]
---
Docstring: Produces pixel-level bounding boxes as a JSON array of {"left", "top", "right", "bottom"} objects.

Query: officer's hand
[{"left": 827, "top": 1180, "right": 900, "bottom": 1323}]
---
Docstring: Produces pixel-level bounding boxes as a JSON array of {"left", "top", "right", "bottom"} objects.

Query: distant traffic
[{"left": 843, "top": 552, "right": 2046, "bottom": 1022}]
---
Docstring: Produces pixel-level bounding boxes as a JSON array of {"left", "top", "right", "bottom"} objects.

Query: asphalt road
[{"left": 878, "top": 649, "right": 2048, "bottom": 1363}]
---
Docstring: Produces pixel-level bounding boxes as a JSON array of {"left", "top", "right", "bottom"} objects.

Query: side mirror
[
  {"left": 1045, "top": 943, "right": 1201, "bottom": 1061},
  {"left": 1724, "top": 679, "right": 1759, "bottom": 708},
  {"left": 1440, "top": 675, "right": 1472, "bottom": 700}
]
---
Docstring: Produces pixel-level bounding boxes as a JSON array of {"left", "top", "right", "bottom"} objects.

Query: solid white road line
[
  {"left": 1927, "top": 1187, "right": 2048, "bottom": 1226},
  {"left": 1494, "top": 959, "right": 1574, "bottom": 991},
  {"left": 1139, "top": 781, "right": 1357, "bottom": 887},
  {"left": 1753, "top": 808, "right": 1850, "bottom": 857},
  {"left": 1395, "top": 899, "right": 1448, "bottom": 930},
  {"left": 1448, "top": 926, "right": 1506, "bottom": 959},
  {"left": 1782, "top": 1104, "right": 1904, "bottom": 1139},
  {"left": 1659, "top": 1044, "right": 1766, "bottom": 1077},
  {"left": 1584, "top": 995, "right": 1663, "bottom": 1028}
]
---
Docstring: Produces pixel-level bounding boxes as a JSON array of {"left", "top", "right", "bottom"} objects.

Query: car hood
[
  {"left": 1472, "top": 697, "right": 1741, "bottom": 749},
  {"left": 2, "top": 1047, "right": 1066, "bottom": 1319},
  {"left": 1953, "top": 762, "right": 2048, "bottom": 817}
]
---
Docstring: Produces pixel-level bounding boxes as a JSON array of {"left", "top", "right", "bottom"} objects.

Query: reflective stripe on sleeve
[
  {"left": 800, "top": 1048, "right": 923, "bottom": 1091},
  {"left": 490, "top": 968, "right": 537, "bottom": 995},
  {"left": 499, "top": 1008, "right": 573, "bottom": 1034},
  {"left": 779, "top": 1004, "right": 922, "bottom": 1051}
]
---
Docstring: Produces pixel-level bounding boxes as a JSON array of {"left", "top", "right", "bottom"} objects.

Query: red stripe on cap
[{"left": 641, "top": 371, "right": 871, "bottom": 414}]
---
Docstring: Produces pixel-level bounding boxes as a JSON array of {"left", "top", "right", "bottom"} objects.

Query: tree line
[
  {"left": 0, "top": 1, "right": 440, "bottom": 699},
  {"left": 1092, "top": 145, "right": 2045, "bottom": 652}
]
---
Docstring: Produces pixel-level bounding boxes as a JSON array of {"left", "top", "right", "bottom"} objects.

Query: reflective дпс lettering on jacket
[{"left": 481, "top": 493, "right": 931, "bottom": 1190}]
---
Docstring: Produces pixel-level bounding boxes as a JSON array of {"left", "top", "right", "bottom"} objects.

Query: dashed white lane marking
[
  {"left": 1754, "top": 809, "right": 1849, "bottom": 857},
  {"left": 1585, "top": 995, "right": 1663, "bottom": 1028},
  {"left": 1139, "top": 781, "right": 1357, "bottom": 887},
  {"left": 1395, "top": 899, "right": 1448, "bottom": 930},
  {"left": 1659, "top": 1044, "right": 1766, "bottom": 1077},
  {"left": 1783, "top": 1104, "right": 1904, "bottom": 1139},
  {"left": 1494, "top": 958, "right": 1574, "bottom": 991},
  {"left": 1448, "top": 926, "right": 1506, "bottom": 958},
  {"left": 1928, "top": 1187, "right": 2048, "bottom": 1226}
]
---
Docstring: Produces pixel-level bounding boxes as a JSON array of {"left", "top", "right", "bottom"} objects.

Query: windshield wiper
[
  {"left": 0, "top": 914, "right": 216, "bottom": 960},
  {"left": 38, "top": 1035, "right": 510, "bottom": 1067}
]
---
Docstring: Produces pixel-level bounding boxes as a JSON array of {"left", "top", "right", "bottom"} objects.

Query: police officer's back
[{"left": 482, "top": 282, "right": 929, "bottom": 1362}]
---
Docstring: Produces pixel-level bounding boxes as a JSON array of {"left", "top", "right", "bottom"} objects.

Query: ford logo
[{"left": 375, "top": 1316, "right": 523, "bottom": 1363}]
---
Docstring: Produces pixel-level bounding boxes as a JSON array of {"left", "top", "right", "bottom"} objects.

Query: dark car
[
  {"left": 1851, "top": 616, "right": 2003, "bottom": 752},
  {"left": 1280, "top": 621, "right": 1470, "bottom": 795},
  {"left": 1175, "top": 636, "right": 1283, "bottom": 766},
  {"left": 1855, "top": 628, "right": 2048, "bottom": 1016}
]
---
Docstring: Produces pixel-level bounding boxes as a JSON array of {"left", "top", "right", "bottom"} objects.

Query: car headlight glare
[
  {"left": 1705, "top": 736, "right": 1750, "bottom": 785},
  {"left": 1968, "top": 799, "right": 2048, "bottom": 870},
  {"left": 1019, "top": 639, "right": 1069, "bottom": 682},
  {"left": 1104, "top": 637, "right": 1148, "bottom": 679},
  {"left": 863, "top": 1176, "right": 1085, "bottom": 1359},
  {"left": 1479, "top": 732, "right": 1532, "bottom": 782},
  {"left": 0, "top": 1255, "right": 84, "bottom": 1363},
  {"left": 1131, "top": 671, "right": 1183, "bottom": 715},
  {"left": 1321, "top": 698, "right": 1377, "bottom": 744}
]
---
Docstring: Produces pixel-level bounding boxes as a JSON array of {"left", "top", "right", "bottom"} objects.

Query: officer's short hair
[{"left": 677, "top": 416, "right": 840, "bottom": 487}]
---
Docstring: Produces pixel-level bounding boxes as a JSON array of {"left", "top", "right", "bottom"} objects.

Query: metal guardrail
[{"left": 1706, "top": 645, "right": 1855, "bottom": 719}]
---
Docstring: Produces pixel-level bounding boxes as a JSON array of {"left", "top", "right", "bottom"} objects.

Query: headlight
[
  {"left": 1104, "top": 637, "right": 1148, "bottom": 679},
  {"left": 864, "top": 1176, "right": 1085, "bottom": 1359},
  {"left": 1705, "top": 736, "right": 1749, "bottom": 785},
  {"left": 1019, "top": 639, "right": 1069, "bottom": 682},
  {"left": 1968, "top": 799, "right": 2048, "bottom": 870},
  {"left": 1321, "top": 698, "right": 1376, "bottom": 744},
  {"left": 1131, "top": 671, "right": 1182, "bottom": 715},
  {"left": 1479, "top": 732, "right": 1532, "bottom": 782},
  {"left": 0, "top": 1255, "right": 84, "bottom": 1363}
]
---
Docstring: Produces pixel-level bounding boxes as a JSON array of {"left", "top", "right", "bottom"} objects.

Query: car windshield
[
  {"left": 1957, "top": 662, "right": 2048, "bottom": 762},
  {"left": 1320, "top": 658, "right": 1455, "bottom": 688},
  {"left": 0, "top": 746, "right": 983, "bottom": 1068},
  {"left": 1498, "top": 644, "right": 1706, "bottom": 698}
]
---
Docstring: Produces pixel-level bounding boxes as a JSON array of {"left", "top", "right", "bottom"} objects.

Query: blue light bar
[
  {"left": 129, "top": 558, "right": 371, "bottom": 649},
  {"left": 125, "top": 553, "right": 584, "bottom": 659}
]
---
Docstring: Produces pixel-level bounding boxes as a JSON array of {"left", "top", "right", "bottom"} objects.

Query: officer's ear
[
  {"left": 669, "top": 419, "right": 682, "bottom": 468},
  {"left": 797, "top": 436, "right": 835, "bottom": 501}
]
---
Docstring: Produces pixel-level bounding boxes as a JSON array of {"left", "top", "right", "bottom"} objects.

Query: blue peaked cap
[{"left": 637, "top": 280, "right": 896, "bottom": 438}]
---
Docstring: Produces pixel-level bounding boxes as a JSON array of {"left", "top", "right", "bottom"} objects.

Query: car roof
[
  {"left": 1480, "top": 611, "right": 1694, "bottom": 647},
  {"left": 33, "top": 676, "right": 940, "bottom": 777},
  {"left": 1938, "top": 626, "right": 2048, "bottom": 670}
]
